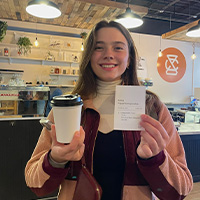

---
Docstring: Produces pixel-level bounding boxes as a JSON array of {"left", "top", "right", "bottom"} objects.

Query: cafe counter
[
  {"left": 0, "top": 85, "right": 50, "bottom": 118},
  {"left": 0, "top": 86, "right": 58, "bottom": 200},
  {"left": 177, "top": 123, "right": 200, "bottom": 182}
]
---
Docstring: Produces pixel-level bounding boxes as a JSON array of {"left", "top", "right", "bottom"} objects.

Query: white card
[{"left": 114, "top": 85, "right": 146, "bottom": 131}]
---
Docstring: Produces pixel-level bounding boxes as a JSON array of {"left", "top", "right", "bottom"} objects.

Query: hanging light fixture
[
  {"left": 191, "top": 43, "right": 197, "bottom": 60},
  {"left": 186, "top": 20, "right": 200, "bottom": 37},
  {"left": 26, "top": 0, "right": 61, "bottom": 19},
  {"left": 158, "top": 36, "right": 163, "bottom": 57},
  {"left": 34, "top": 37, "right": 39, "bottom": 47},
  {"left": 81, "top": 42, "right": 84, "bottom": 51},
  {"left": 115, "top": 0, "right": 143, "bottom": 29},
  {"left": 34, "top": 23, "right": 39, "bottom": 47},
  {"left": 158, "top": 49, "right": 163, "bottom": 57}
]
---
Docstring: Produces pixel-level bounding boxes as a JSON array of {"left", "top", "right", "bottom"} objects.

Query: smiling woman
[{"left": 25, "top": 20, "right": 193, "bottom": 200}]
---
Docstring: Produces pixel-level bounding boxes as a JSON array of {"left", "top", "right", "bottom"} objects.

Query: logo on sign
[{"left": 157, "top": 48, "right": 186, "bottom": 83}]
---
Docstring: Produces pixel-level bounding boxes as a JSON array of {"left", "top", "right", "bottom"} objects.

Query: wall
[
  {"left": 132, "top": 32, "right": 200, "bottom": 104},
  {"left": 0, "top": 19, "right": 82, "bottom": 86},
  {"left": 0, "top": 19, "right": 200, "bottom": 104}
]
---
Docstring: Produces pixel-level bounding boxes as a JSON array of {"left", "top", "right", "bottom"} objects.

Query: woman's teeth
[{"left": 101, "top": 65, "right": 116, "bottom": 68}]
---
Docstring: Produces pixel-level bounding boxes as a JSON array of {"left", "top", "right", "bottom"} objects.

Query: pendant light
[
  {"left": 191, "top": 43, "right": 196, "bottom": 60},
  {"left": 34, "top": 23, "right": 39, "bottom": 47},
  {"left": 81, "top": 42, "right": 84, "bottom": 51},
  {"left": 26, "top": 0, "right": 61, "bottom": 19},
  {"left": 158, "top": 36, "right": 163, "bottom": 57},
  {"left": 186, "top": 20, "right": 200, "bottom": 37},
  {"left": 115, "top": 0, "right": 143, "bottom": 29},
  {"left": 34, "top": 37, "right": 39, "bottom": 47}
]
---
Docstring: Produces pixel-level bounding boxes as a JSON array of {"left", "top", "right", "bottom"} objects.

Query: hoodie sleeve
[
  {"left": 24, "top": 111, "right": 69, "bottom": 197},
  {"left": 137, "top": 103, "right": 193, "bottom": 200}
]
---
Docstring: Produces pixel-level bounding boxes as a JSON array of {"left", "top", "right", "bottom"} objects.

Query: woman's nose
[{"left": 103, "top": 48, "right": 114, "bottom": 60}]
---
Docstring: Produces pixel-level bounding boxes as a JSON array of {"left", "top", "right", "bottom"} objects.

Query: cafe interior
[{"left": 0, "top": 0, "right": 200, "bottom": 199}]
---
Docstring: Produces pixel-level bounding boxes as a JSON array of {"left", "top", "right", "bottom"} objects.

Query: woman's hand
[
  {"left": 50, "top": 124, "right": 85, "bottom": 163},
  {"left": 137, "top": 114, "right": 169, "bottom": 159}
]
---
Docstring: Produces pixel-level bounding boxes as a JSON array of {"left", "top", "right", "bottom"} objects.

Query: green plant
[
  {"left": 80, "top": 32, "right": 87, "bottom": 39},
  {"left": 0, "top": 21, "right": 8, "bottom": 42},
  {"left": 17, "top": 37, "right": 32, "bottom": 55}
]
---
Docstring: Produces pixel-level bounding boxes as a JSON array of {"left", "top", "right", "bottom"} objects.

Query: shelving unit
[
  {"left": 48, "top": 84, "right": 75, "bottom": 88},
  {"left": 0, "top": 32, "right": 81, "bottom": 88},
  {"left": 49, "top": 74, "right": 79, "bottom": 77},
  {"left": 0, "top": 55, "right": 79, "bottom": 67},
  {"left": 0, "top": 42, "right": 80, "bottom": 52}
]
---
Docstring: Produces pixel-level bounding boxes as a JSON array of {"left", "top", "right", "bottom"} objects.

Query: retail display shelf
[
  {"left": 49, "top": 74, "right": 79, "bottom": 77},
  {"left": 0, "top": 42, "right": 81, "bottom": 52},
  {"left": 25, "top": 84, "right": 75, "bottom": 88},
  {"left": 48, "top": 84, "right": 75, "bottom": 88},
  {"left": 0, "top": 56, "right": 79, "bottom": 66}
]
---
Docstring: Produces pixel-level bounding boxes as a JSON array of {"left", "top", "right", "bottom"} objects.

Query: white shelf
[
  {"left": 0, "top": 43, "right": 80, "bottom": 53},
  {"left": 49, "top": 74, "right": 79, "bottom": 77},
  {"left": 26, "top": 84, "right": 75, "bottom": 88},
  {"left": 0, "top": 56, "right": 79, "bottom": 66},
  {"left": 48, "top": 84, "right": 75, "bottom": 88}
]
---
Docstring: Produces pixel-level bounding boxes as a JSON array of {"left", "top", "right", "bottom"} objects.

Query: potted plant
[
  {"left": 0, "top": 21, "right": 8, "bottom": 42},
  {"left": 17, "top": 37, "right": 32, "bottom": 55},
  {"left": 80, "top": 32, "right": 87, "bottom": 39}
]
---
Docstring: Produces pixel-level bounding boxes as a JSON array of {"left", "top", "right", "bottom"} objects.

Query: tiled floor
[{"left": 185, "top": 182, "right": 200, "bottom": 200}]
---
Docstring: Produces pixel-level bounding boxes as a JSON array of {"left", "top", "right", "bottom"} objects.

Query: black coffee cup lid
[{"left": 51, "top": 94, "right": 83, "bottom": 107}]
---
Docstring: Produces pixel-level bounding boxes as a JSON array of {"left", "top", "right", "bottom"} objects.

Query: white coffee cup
[{"left": 51, "top": 94, "right": 83, "bottom": 143}]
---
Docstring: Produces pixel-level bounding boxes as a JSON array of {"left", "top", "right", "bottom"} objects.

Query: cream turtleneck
[{"left": 93, "top": 79, "right": 121, "bottom": 134}]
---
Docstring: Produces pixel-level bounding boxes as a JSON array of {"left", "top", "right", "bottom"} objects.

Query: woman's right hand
[{"left": 49, "top": 124, "right": 85, "bottom": 163}]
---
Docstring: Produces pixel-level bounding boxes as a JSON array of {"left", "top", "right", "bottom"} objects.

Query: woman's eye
[
  {"left": 115, "top": 46, "right": 123, "bottom": 50},
  {"left": 95, "top": 46, "right": 103, "bottom": 50}
]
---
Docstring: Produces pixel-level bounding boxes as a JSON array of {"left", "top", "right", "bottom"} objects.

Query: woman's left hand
[{"left": 137, "top": 114, "right": 170, "bottom": 159}]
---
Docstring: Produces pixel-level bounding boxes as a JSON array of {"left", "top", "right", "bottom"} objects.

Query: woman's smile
[{"left": 100, "top": 63, "right": 117, "bottom": 70}]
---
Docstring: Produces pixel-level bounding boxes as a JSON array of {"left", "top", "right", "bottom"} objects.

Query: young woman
[{"left": 25, "top": 20, "right": 193, "bottom": 200}]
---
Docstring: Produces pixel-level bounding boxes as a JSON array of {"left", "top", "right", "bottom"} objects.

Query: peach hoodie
[{"left": 25, "top": 98, "right": 193, "bottom": 200}]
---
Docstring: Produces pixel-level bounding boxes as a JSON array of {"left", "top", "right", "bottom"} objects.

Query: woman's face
[{"left": 91, "top": 27, "right": 130, "bottom": 82}]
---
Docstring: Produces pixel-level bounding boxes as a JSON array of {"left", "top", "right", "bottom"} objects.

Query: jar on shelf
[
  {"left": 4, "top": 48, "right": 9, "bottom": 56},
  {"left": 55, "top": 67, "right": 60, "bottom": 74}
]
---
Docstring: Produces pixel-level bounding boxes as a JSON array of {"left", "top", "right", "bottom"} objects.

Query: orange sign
[{"left": 157, "top": 47, "right": 186, "bottom": 83}]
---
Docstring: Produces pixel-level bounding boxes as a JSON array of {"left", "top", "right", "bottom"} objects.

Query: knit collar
[{"left": 96, "top": 79, "right": 122, "bottom": 95}]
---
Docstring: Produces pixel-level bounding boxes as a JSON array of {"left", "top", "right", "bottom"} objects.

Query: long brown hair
[{"left": 72, "top": 20, "right": 161, "bottom": 115}]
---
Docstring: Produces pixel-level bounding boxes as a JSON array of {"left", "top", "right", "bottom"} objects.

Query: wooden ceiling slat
[
  {"left": 106, "top": 8, "right": 122, "bottom": 21},
  {"left": 65, "top": 0, "right": 75, "bottom": 15},
  {"left": 60, "top": 15, "right": 70, "bottom": 26},
  {"left": 1, "top": 0, "right": 148, "bottom": 30},
  {"left": 75, "top": 3, "right": 95, "bottom": 27},
  {"left": 162, "top": 19, "right": 200, "bottom": 44},
  {"left": 57, "top": 0, "right": 65, "bottom": 4},
  {"left": 67, "top": 1, "right": 81, "bottom": 25},
  {"left": 77, "top": 2, "right": 87, "bottom": 14},
  {"left": 77, "top": 0, "right": 148, "bottom": 16},
  {"left": 13, "top": 0, "right": 19, "bottom": 7},
  {"left": 3, "top": 1, "right": 12, "bottom": 19},
  {"left": 8, "top": 0, "right": 18, "bottom": 20},
  {"left": 60, "top": 0, "right": 69, "bottom": 14},
  {"left": 18, "top": 0, "right": 27, "bottom": 21},
  {"left": 89, "top": 6, "right": 109, "bottom": 24}
]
